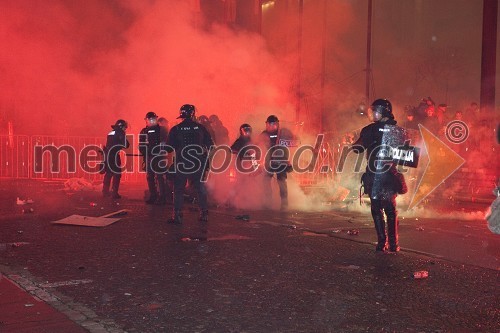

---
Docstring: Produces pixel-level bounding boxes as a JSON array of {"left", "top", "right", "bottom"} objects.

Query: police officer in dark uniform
[
  {"left": 102, "top": 119, "right": 129, "bottom": 199},
  {"left": 229, "top": 124, "right": 259, "bottom": 206},
  {"left": 231, "top": 124, "right": 253, "bottom": 158},
  {"left": 139, "top": 112, "right": 169, "bottom": 205},
  {"left": 259, "top": 115, "right": 293, "bottom": 210},
  {"left": 353, "top": 99, "right": 407, "bottom": 252},
  {"left": 231, "top": 123, "right": 260, "bottom": 174},
  {"left": 167, "top": 104, "right": 214, "bottom": 223}
]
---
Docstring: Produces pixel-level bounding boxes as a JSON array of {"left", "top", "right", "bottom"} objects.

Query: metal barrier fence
[
  {"left": 0, "top": 130, "right": 426, "bottom": 195},
  {"left": 0, "top": 135, "right": 145, "bottom": 182},
  {"left": 0, "top": 135, "right": 30, "bottom": 179},
  {"left": 0, "top": 132, "right": 409, "bottom": 186}
]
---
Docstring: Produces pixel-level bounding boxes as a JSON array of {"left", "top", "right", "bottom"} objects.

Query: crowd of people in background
[
  {"left": 401, "top": 97, "right": 497, "bottom": 157},
  {"left": 345, "top": 97, "right": 497, "bottom": 158}
]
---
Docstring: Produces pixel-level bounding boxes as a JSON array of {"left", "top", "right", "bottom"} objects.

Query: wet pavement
[{"left": 0, "top": 179, "right": 499, "bottom": 332}]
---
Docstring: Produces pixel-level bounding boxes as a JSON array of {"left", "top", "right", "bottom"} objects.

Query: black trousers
[
  {"left": 370, "top": 197, "right": 397, "bottom": 221},
  {"left": 263, "top": 171, "right": 288, "bottom": 207},
  {"left": 173, "top": 167, "right": 208, "bottom": 212},
  {"left": 370, "top": 196, "right": 399, "bottom": 246},
  {"left": 145, "top": 158, "right": 167, "bottom": 199},
  {"left": 103, "top": 155, "right": 122, "bottom": 194}
]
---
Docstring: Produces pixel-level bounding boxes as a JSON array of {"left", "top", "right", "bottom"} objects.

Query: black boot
[
  {"left": 111, "top": 174, "right": 121, "bottom": 199},
  {"left": 145, "top": 194, "right": 158, "bottom": 205},
  {"left": 169, "top": 211, "right": 183, "bottom": 224},
  {"left": 387, "top": 216, "right": 400, "bottom": 252},
  {"left": 373, "top": 215, "right": 387, "bottom": 252},
  {"left": 155, "top": 196, "right": 167, "bottom": 205},
  {"left": 199, "top": 210, "right": 208, "bottom": 222}
]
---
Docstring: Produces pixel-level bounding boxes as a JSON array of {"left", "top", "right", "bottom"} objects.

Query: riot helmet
[
  {"left": 239, "top": 123, "right": 252, "bottom": 137},
  {"left": 370, "top": 99, "right": 393, "bottom": 121},
  {"left": 265, "top": 115, "right": 279, "bottom": 133},
  {"left": 266, "top": 115, "right": 279, "bottom": 123},
  {"left": 145, "top": 111, "right": 158, "bottom": 126},
  {"left": 178, "top": 104, "right": 196, "bottom": 119},
  {"left": 145, "top": 111, "right": 158, "bottom": 119},
  {"left": 198, "top": 115, "right": 210, "bottom": 125},
  {"left": 112, "top": 119, "right": 128, "bottom": 131}
]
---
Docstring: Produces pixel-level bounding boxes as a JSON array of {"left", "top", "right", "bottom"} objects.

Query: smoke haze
[{"left": 0, "top": 0, "right": 293, "bottom": 138}]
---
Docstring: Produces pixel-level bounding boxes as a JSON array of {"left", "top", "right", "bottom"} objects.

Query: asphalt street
[{"left": 0, "top": 179, "right": 498, "bottom": 332}]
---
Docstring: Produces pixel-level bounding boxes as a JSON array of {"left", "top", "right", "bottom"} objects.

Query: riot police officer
[
  {"left": 102, "top": 119, "right": 129, "bottom": 199},
  {"left": 139, "top": 111, "right": 169, "bottom": 205},
  {"left": 353, "top": 99, "right": 408, "bottom": 252},
  {"left": 259, "top": 115, "right": 293, "bottom": 210},
  {"left": 167, "top": 104, "right": 214, "bottom": 223},
  {"left": 231, "top": 123, "right": 254, "bottom": 160}
]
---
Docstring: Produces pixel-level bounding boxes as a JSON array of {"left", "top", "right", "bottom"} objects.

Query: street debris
[
  {"left": 235, "top": 214, "right": 250, "bottom": 221},
  {"left": 16, "top": 197, "right": 34, "bottom": 205},
  {"left": 413, "top": 271, "right": 429, "bottom": 279},
  {"left": 51, "top": 214, "right": 122, "bottom": 227},
  {"left": 330, "top": 229, "right": 341, "bottom": 233},
  {"left": 100, "top": 209, "right": 129, "bottom": 218},
  {"left": 146, "top": 303, "right": 163, "bottom": 311},
  {"left": 181, "top": 237, "right": 207, "bottom": 242},
  {"left": 63, "top": 178, "right": 95, "bottom": 192},
  {"left": 302, "top": 231, "right": 327, "bottom": 237},
  {"left": 24, "top": 304, "right": 34, "bottom": 307},
  {"left": 208, "top": 235, "right": 251, "bottom": 241},
  {"left": 90, "top": 202, "right": 97, "bottom": 207},
  {"left": 1, "top": 242, "right": 30, "bottom": 249},
  {"left": 40, "top": 279, "right": 93, "bottom": 288},
  {"left": 347, "top": 229, "right": 359, "bottom": 236}
]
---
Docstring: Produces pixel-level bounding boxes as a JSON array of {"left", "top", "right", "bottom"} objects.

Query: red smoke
[{"left": 0, "top": 1, "right": 294, "bottom": 138}]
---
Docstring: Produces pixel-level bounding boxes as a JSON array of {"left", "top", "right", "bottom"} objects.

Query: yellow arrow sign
[{"left": 408, "top": 124, "right": 465, "bottom": 210}]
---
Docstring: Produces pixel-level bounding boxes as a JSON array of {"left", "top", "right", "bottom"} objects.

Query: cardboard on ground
[{"left": 51, "top": 210, "right": 128, "bottom": 227}]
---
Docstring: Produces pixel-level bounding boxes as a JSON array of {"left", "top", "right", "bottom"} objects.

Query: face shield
[
  {"left": 266, "top": 121, "right": 279, "bottom": 132},
  {"left": 368, "top": 107, "right": 383, "bottom": 122},
  {"left": 145, "top": 117, "right": 158, "bottom": 127},
  {"left": 241, "top": 126, "right": 252, "bottom": 137}
]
